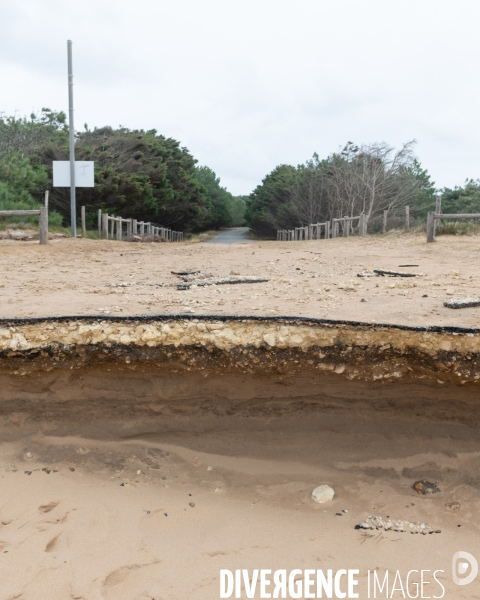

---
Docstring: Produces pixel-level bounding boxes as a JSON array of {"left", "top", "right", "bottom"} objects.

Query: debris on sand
[
  {"left": 0, "top": 231, "right": 67, "bottom": 241},
  {"left": 413, "top": 480, "right": 441, "bottom": 495},
  {"left": 127, "top": 234, "right": 167, "bottom": 243},
  {"left": 311, "top": 485, "right": 335, "bottom": 504},
  {"left": 175, "top": 275, "right": 269, "bottom": 290},
  {"left": 444, "top": 297, "right": 480, "bottom": 309},
  {"left": 355, "top": 515, "right": 440, "bottom": 534},
  {"left": 374, "top": 269, "right": 420, "bottom": 278},
  {"left": 5, "top": 231, "right": 26, "bottom": 240},
  {"left": 107, "top": 282, "right": 164, "bottom": 288}
]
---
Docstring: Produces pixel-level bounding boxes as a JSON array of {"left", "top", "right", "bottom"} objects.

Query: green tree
[
  {"left": 0, "top": 152, "right": 62, "bottom": 227},
  {"left": 245, "top": 164, "right": 298, "bottom": 236},
  {"left": 228, "top": 195, "right": 247, "bottom": 226},
  {"left": 195, "top": 166, "right": 232, "bottom": 228},
  {"left": 404, "top": 158, "right": 436, "bottom": 218},
  {"left": 42, "top": 126, "right": 212, "bottom": 231},
  {"left": 0, "top": 111, "right": 234, "bottom": 232},
  {"left": 439, "top": 180, "right": 480, "bottom": 214}
]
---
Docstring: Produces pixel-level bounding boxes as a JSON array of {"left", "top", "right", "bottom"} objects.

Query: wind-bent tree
[{"left": 246, "top": 140, "right": 435, "bottom": 236}]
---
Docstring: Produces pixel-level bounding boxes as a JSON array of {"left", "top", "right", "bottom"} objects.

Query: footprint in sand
[
  {"left": 45, "top": 534, "right": 61, "bottom": 553},
  {"left": 38, "top": 501, "right": 60, "bottom": 513},
  {"left": 102, "top": 562, "right": 162, "bottom": 599}
]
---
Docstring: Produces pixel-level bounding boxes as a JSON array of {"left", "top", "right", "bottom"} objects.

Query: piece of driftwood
[
  {"left": 398, "top": 264, "right": 419, "bottom": 267},
  {"left": 444, "top": 297, "right": 480, "bottom": 309},
  {"left": 171, "top": 270, "right": 201, "bottom": 276},
  {"left": 374, "top": 269, "right": 420, "bottom": 278},
  {"left": 176, "top": 276, "right": 268, "bottom": 290}
]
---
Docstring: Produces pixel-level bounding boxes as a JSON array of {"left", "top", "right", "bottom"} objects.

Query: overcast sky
[{"left": 1, "top": 0, "right": 479, "bottom": 195}]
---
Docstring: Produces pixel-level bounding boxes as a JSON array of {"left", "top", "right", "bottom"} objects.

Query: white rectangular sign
[{"left": 53, "top": 161, "right": 95, "bottom": 187}]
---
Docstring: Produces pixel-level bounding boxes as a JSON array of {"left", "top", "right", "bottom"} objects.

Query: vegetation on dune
[
  {"left": 245, "top": 141, "right": 439, "bottom": 236},
  {"left": 1, "top": 109, "right": 479, "bottom": 237},
  {"left": 0, "top": 109, "right": 245, "bottom": 232}
]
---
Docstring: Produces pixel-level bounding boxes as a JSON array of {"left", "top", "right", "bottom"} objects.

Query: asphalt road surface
[{"left": 206, "top": 228, "right": 253, "bottom": 244}]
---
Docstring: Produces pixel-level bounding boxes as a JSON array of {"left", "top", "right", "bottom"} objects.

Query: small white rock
[
  {"left": 311, "top": 485, "right": 335, "bottom": 504},
  {"left": 25, "top": 452, "right": 32, "bottom": 459}
]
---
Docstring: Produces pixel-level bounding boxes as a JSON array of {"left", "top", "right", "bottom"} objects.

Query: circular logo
[{"left": 453, "top": 551, "right": 478, "bottom": 586}]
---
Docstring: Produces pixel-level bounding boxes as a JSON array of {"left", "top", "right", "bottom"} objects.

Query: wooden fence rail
[
  {"left": 277, "top": 213, "right": 367, "bottom": 241},
  {"left": 0, "top": 191, "right": 49, "bottom": 245},
  {"left": 94, "top": 209, "right": 183, "bottom": 242},
  {"left": 427, "top": 212, "right": 480, "bottom": 243}
]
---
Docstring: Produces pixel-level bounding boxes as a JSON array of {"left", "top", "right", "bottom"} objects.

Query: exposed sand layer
[
  {"left": 1, "top": 232, "right": 479, "bottom": 327},
  {"left": 0, "top": 367, "right": 479, "bottom": 599},
  {"left": 1, "top": 316, "right": 479, "bottom": 391}
]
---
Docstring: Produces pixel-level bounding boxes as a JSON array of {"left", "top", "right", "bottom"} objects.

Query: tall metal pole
[{"left": 67, "top": 40, "right": 76, "bottom": 237}]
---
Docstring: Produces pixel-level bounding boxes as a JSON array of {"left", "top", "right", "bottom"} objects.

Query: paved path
[{"left": 206, "top": 227, "right": 253, "bottom": 244}]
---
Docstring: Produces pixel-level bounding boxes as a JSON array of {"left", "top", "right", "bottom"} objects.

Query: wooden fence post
[
  {"left": 343, "top": 217, "right": 349, "bottom": 237},
  {"left": 427, "top": 211, "right": 435, "bottom": 243},
  {"left": 434, "top": 196, "right": 441, "bottom": 234},
  {"left": 382, "top": 210, "right": 388, "bottom": 234},
  {"left": 117, "top": 218, "right": 122, "bottom": 240},
  {"left": 81, "top": 206, "right": 86, "bottom": 238},
  {"left": 102, "top": 214, "right": 108, "bottom": 239},
  {"left": 39, "top": 206, "right": 48, "bottom": 245},
  {"left": 110, "top": 215, "right": 115, "bottom": 237},
  {"left": 405, "top": 206, "right": 410, "bottom": 230},
  {"left": 39, "top": 190, "right": 49, "bottom": 245},
  {"left": 98, "top": 209, "right": 102, "bottom": 237}
]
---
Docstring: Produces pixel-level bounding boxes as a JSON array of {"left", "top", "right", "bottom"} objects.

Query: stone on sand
[{"left": 312, "top": 485, "right": 335, "bottom": 504}]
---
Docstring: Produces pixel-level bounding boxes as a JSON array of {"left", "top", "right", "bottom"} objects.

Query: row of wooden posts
[
  {"left": 278, "top": 205, "right": 415, "bottom": 242},
  {"left": 0, "top": 194, "right": 183, "bottom": 246},
  {"left": 277, "top": 213, "right": 368, "bottom": 241},
  {"left": 87, "top": 208, "right": 183, "bottom": 242}
]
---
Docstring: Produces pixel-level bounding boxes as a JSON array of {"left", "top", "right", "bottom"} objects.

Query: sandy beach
[
  {"left": 1, "top": 232, "right": 480, "bottom": 599},
  {"left": 0, "top": 232, "right": 479, "bottom": 327},
  {"left": 0, "top": 398, "right": 479, "bottom": 599}
]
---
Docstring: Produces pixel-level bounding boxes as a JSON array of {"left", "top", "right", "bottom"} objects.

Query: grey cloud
[{"left": 2, "top": 0, "right": 480, "bottom": 193}]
